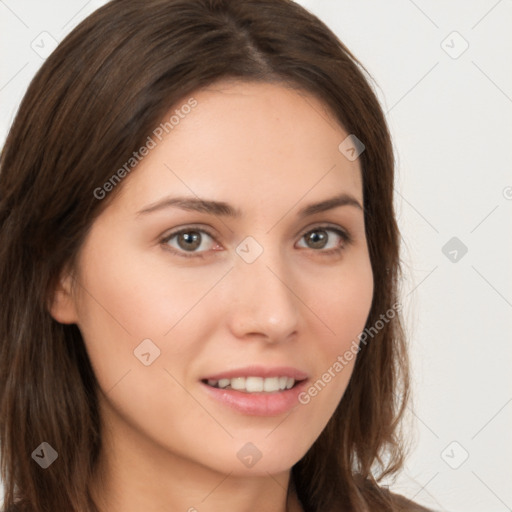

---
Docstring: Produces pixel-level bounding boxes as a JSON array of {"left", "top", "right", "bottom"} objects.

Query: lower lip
[{"left": 200, "top": 379, "right": 309, "bottom": 416}]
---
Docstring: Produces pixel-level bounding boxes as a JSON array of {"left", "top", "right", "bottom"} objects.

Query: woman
[{"left": 0, "top": 0, "right": 434, "bottom": 511}]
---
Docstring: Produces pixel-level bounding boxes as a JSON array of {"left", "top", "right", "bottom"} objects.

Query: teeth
[
  {"left": 246, "top": 376, "right": 264, "bottom": 392},
  {"left": 218, "top": 378, "right": 230, "bottom": 388},
  {"left": 230, "top": 377, "right": 246, "bottom": 390},
  {"left": 206, "top": 376, "right": 297, "bottom": 393},
  {"left": 263, "top": 377, "right": 280, "bottom": 392}
]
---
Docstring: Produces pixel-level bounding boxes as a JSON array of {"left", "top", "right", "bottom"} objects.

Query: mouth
[
  {"left": 199, "top": 366, "right": 309, "bottom": 416},
  {"left": 201, "top": 376, "right": 304, "bottom": 393}
]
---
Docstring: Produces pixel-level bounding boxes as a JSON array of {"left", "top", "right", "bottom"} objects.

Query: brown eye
[
  {"left": 162, "top": 228, "right": 217, "bottom": 257},
  {"left": 176, "top": 231, "right": 202, "bottom": 251},
  {"left": 297, "top": 225, "right": 351, "bottom": 255},
  {"left": 304, "top": 230, "right": 329, "bottom": 249}
]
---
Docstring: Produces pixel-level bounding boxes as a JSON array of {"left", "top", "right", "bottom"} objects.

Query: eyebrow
[{"left": 136, "top": 192, "right": 363, "bottom": 218}]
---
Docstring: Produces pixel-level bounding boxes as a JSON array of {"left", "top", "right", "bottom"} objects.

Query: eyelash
[{"left": 160, "top": 224, "right": 353, "bottom": 260}]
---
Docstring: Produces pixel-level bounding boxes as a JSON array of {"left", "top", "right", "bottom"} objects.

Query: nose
[{"left": 226, "top": 247, "right": 300, "bottom": 343}]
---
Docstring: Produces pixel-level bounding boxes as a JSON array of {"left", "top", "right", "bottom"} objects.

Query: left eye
[
  {"left": 161, "top": 225, "right": 351, "bottom": 258},
  {"left": 296, "top": 226, "right": 350, "bottom": 252}
]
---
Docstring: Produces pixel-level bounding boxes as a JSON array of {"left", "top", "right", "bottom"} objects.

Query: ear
[{"left": 48, "top": 268, "right": 79, "bottom": 325}]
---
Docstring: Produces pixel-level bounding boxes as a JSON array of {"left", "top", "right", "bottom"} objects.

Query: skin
[{"left": 50, "top": 80, "right": 374, "bottom": 512}]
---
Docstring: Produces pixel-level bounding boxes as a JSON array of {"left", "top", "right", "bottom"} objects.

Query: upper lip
[{"left": 201, "top": 365, "right": 309, "bottom": 381}]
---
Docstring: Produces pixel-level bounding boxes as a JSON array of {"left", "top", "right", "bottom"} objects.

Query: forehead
[{"left": 114, "top": 80, "right": 363, "bottom": 214}]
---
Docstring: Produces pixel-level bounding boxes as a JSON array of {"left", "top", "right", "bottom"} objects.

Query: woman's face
[{"left": 52, "top": 80, "right": 373, "bottom": 478}]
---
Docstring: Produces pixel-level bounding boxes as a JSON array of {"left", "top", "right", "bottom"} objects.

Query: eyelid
[{"left": 297, "top": 222, "right": 352, "bottom": 243}]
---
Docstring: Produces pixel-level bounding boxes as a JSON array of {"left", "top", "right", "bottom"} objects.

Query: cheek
[
  {"left": 73, "top": 236, "right": 229, "bottom": 398},
  {"left": 313, "top": 253, "right": 374, "bottom": 353},
  {"left": 73, "top": 245, "right": 210, "bottom": 448},
  {"left": 301, "top": 253, "right": 373, "bottom": 405},
  {"left": 75, "top": 236, "right": 216, "bottom": 340}
]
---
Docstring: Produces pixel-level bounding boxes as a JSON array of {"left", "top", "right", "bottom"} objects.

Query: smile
[
  {"left": 199, "top": 366, "right": 309, "bottom": 416},
  {"left": 204, "top": 376, "right": 297, "bottom": 393}
]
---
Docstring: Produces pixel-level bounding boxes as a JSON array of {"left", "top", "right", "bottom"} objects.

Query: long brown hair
[{"left": 0, "top": 1, "right": 427, "bottom": 511}]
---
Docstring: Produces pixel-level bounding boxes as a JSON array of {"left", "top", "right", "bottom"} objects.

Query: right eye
[
  {"left": 160, "top": 227, "right": 221, "bottom": 258},
  {"left": 161, "top": 227, "right": 219, "bottom": 258}
]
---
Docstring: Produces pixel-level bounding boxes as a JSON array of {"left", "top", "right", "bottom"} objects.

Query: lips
[{"left": 199, "top": 365, "right": 309, "bottom": 416}]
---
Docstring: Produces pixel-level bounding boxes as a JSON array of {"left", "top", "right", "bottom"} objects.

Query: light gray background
[{"left": 1, "top": 1, "right": 511, "bottom": 511}]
